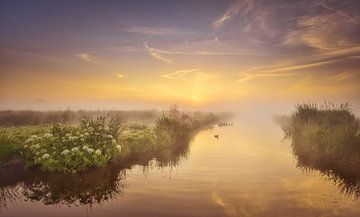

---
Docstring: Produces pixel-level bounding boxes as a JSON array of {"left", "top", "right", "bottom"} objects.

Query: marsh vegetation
[
  {"left": 280, "top": 102, "right": 360, "bottom": 197},
  {"left": 0, "top": 106, "right": 225, "bottom": 207},
  {"left": 0, "top": 106, "right": 225, "bottom": 173}
]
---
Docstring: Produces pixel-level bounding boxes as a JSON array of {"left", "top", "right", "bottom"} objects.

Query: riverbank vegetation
[
  {"left": 0, "top": 106, "right": 226, "bottom": 173},
  {"left": 281, "top": 102, "right": 360, "bottom": 197}
]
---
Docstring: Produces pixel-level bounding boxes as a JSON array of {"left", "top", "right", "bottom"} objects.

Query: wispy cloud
[
  {"left": 144, "top": 43, "right": 260, "bottom": 57},
  {"left": 124, "top": 26, "right": 199, "bottom": 36},
  {"left": 162, "top": 69, "right": 200, "bottom": 79},
  {"left": 282, "top": 11, "right": 359, "bottom": 50},
  {"left": 75, "top": 53, "right": 98, "bottom": 64},
  {"left": 213, "top": 0, "right": 252, "bottom": 29},
  {"left": 237, "top": 72, "right": 294, "bottom": 83},
  {"left": 236, "top": 55, "right": 360, "bottom": 83},
  {"left": 144, "top": 43, "right": 173, "bottom": 63},
  {"left": 116, "top": 73, "right": 125, "bottom": 79},
  {"left": 4, "top": 49, "right": 68, "bottom": 63}
]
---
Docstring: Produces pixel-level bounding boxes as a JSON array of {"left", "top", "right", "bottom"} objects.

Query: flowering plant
[{"left": 23, "top": 117, "right": 121, "bottom": 173}]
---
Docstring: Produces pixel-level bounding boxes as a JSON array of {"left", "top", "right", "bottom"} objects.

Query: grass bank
[
  {"left": 280, "top": 102, "right": 360, "bottom": 196},
  {"left": 282, "top": 102, "right": 360, "bottom": 164},
  {"left": 0, "top": 106, "right": 225, "bottom": 173}
]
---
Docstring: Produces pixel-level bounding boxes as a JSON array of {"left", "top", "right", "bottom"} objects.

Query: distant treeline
[{"left": 0, "top": 110, "right": 159, "bottom": 126}]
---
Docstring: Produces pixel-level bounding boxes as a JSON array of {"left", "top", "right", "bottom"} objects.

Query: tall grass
[
  {"left": 281, "top": 102, "right": 360, "bottom": 197},
  {"left": 0, "top": 109, "right": 159, "bottom": 126},
  {"left": 284, "top": 102, "right": 360, "bottom": 163}
]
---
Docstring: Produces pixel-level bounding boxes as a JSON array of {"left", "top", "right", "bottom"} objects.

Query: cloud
[
  {"left": 282, "top": 11, "right": 359, "bottom": 50},
  {"left": 116, "top": 73, "right": 124, "bottom": 79},
  {"left": 213, "top": 0, "right": 278, "bottom": 42},
  {"left": 237, "top": 72, "right": 295, "bottom": 83},
  {"left": 144, "top": 43, "right": 173, "bottom": 63},
  {"left": 75, "top": 53, "right": 98, "bottom": 64},
  {"left": 236, "top": 55, "right": 360, "bottom": 83},
  {"left": 124, "top": 26, "right": 199, "bottom": 36},
  {"left": 144, "top": 43, "right": 260, "bottom": 57},
  {"left": 3, "top": 49, "right": 68, "bottom": 63},
  {"left": 162, "top": 69, "right": 200, "bottom": 79},
  {"left": 213, "top": 0, "right": 254, "bottom": 29}
]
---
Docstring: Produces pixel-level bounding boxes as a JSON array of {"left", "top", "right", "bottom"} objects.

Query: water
[{"left": 1, "top": 114, "right": 360, "bottom": 217}]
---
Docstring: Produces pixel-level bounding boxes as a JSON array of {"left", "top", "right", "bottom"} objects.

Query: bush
[
  {"left": 22, "top": 117, "right": 122, "bottom": 173},
  {"left": 118, "top": 129, "right": 156, "bottom": 154}
]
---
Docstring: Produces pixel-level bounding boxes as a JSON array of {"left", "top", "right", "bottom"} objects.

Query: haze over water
[
  {"left": 1, "top": 1, "right": 360, "bottom": 216},
  {"left": 2, "top": 107, "right": 360, "bottom": 217}
]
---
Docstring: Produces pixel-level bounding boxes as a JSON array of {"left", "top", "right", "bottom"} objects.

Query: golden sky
[{"left": 0, "top": 0, "right": 359, "bottom": 110}]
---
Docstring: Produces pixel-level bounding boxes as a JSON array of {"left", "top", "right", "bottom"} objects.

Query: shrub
[
  {"left": 118, "top": 129, "right": 156, "bottom": 154},
  {"left": 22, "top": 117, "right": 122, "bottom": 173}
]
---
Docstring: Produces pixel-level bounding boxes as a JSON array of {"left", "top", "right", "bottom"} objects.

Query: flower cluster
[{"left": 23, "top": 117, "right": 122, "bottom": 173}]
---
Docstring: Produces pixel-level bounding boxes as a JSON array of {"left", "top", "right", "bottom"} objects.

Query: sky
[{"left": 0, "top": 0, "right": 359, "bottom": 110}]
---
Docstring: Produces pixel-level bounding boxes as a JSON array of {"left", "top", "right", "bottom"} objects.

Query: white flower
[
  {"left": 61, "top": 149, "right": 70, "bottom": 155},
  {"left": 84, "top": 132, "right": 89, "bottom": 136},
  {"left": 69, "top": 136, "right": 78, "bottom": 141},
  {"left": 107, "top": 135, "right": 113, "bottom": 139},
  {"left": 95, "top": 149, "right": 102, "bottom": 155},
  {"left": 43, "top": 133, "right": 53, "bottom": 138},
  {"left": 82, "top": 145, "right": 89, "bottom": 150},
  {"left": 26, "top": 138, "right": 33, "bottom": 143},
  {"left": 71, "top": 147, "right": 79, "bottom": 153},
  {"left": 116, "top": 145, "right": 122, "bottom": 152},
  {"left": 112, "top": 139, "right": 117, "bottom": 144},
  {"left": 42, "top": 153, "right": 50, "bottom": 160},
  {"left": 30, "top": 144, "right": 40, "bottom": 150},
  {"left": 87, "top": 148, "right": 94, "bottom": 154},
  {"left": 31, "top": 135, "right": 38, "bottom": 139}
]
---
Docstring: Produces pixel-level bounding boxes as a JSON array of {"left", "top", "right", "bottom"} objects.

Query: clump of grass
[
  {"left": 0, "top": 130, "right": 22, "bottom": 166},
  {"left": 0, "top": 126, "right": 48, "bottom": 166},
  {"left": 283, "top": 101, "right": 360, "bottom": 169},
  {"left": 118, "top": 129, "right": 156, "bottom": 155},
  {"left": 154, "top": 105, "right": 219, "bottom": 148},
  {"left": 22, "top": 117, "right": 122, "bottom": 173}
]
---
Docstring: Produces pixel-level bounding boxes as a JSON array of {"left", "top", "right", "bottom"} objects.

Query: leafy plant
[{"left": 22, "top": 117, "right": 122, "bottom": 173}]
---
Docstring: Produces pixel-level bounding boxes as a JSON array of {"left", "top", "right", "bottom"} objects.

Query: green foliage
[
  {"left": 22, "top": 117, "right": 122, "bottom": 173},
  {"left": 118, "top": 129, "right": 156, "bottom": 154},
  {"left": 0, "top": 130, "right": 22, "bottom": 165},
  {"left": 0, "top": 126, "right": 48, "bottom": 166},
  {"left": 284, "top": 102, "right": 360, "bottom": 164},
  {"left": 154, "top": 105, "right": 219, "bottom": 148},
  {"left": 0, "top": 107, "right": 222, "bottom": 173}
]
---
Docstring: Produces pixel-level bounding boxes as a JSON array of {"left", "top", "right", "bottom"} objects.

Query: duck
[{"left": 214, "top": 134, "right": 219, "bottom": 139}]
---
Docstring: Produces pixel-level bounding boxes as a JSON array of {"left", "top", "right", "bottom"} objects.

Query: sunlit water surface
[{"left": 1, "top": 113, "right": 360, "bottom": 217}]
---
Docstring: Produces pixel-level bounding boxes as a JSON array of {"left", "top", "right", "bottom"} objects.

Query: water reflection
[
  {"left": 279, "top": 115, "right": 360, "bottom": 199},
  {"left": 0, "top": 136, "right": 191, "bottom": 207}
]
